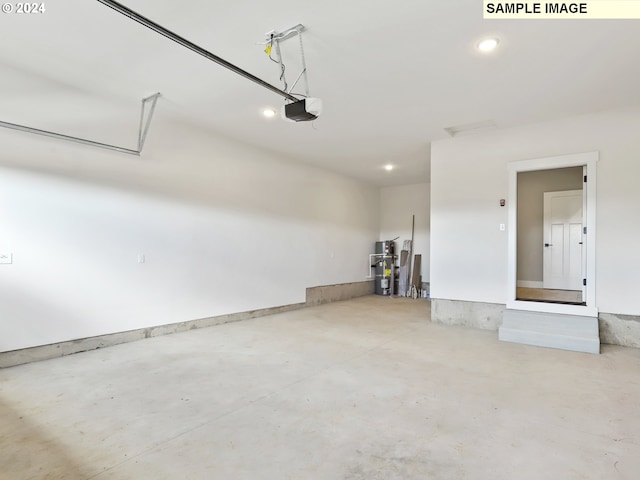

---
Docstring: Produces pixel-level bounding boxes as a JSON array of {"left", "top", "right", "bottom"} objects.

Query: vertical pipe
[
  {"left": 138, "top": 93, "right": 160, "bottom": 151},
  {"left": 407, "top": 215, "right": 415, "bottom": 294},
  {"left": 390, "top": 261, "right": 395, "bottom": 297},
  {"left": 297, "top": 27, "right": 310, "bottom": 97},
  {"left": 137, "top": 96, "right": 146, "bottom": 147}
]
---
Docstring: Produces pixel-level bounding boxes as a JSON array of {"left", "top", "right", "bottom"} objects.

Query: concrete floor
[{"left": 1, "top": 296, "right": 639, "bottom": 480}]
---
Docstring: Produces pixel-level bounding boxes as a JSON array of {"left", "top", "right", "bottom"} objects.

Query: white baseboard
[{"left": 517, "top": 281, "right": 543, "bottom": 288}]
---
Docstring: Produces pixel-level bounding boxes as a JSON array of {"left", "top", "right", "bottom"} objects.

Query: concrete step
[{"left": 499, "top": 309, "right": 600, "bottom": 354}]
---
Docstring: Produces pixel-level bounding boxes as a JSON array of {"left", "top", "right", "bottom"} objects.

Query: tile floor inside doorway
[
  {"left": 1, "top": 296, "right": 639, "bottom": 480},
  {"left": 516, "top": 287, "right": 583, "bottom": 304}
]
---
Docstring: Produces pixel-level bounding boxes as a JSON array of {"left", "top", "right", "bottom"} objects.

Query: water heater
[{"left": 374, "top": 240, "right": 396, "bottom": 296}]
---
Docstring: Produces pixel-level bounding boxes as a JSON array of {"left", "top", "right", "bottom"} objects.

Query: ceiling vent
[{"left": 444, "top": 120, "right": 498, "bottom": 137}]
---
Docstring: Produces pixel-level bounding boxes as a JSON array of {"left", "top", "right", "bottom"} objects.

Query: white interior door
[{"left": 543, "top": 190, "right": 583, "bottom": 290}]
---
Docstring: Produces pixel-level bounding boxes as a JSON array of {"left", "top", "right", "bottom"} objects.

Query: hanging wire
[
  {"left": 267, "top": 34, "right": 288, "bottom": 92},
  {"left": 262, "top": 26, "right": 312, "bottom": 103}
]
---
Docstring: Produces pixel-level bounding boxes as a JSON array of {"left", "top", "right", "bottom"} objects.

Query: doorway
[
  {"left": 507, "top": 152, "right": 597, "bottom": 317},
  {"left": 515, "top": 167, "right": 585, "bottom": 305}
]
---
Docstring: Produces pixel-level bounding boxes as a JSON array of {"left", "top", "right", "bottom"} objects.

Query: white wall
[
  {"left": 431, "top": 108, "right": 640, "bottom": 315},
  {"left": 0, "top": 117, "right": 379, "bottom": 352},
  {"left": 379, "top": 183, "right": 430, "bottom": 283}
]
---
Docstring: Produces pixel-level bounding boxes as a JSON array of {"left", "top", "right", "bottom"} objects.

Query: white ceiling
[{"left": 2, "top": 1, "right": 640, "bottom": 186}]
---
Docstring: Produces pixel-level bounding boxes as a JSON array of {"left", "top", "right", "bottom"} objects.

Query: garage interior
[{"left": 2, "top": 1, "right": 640, "bottom": 479}]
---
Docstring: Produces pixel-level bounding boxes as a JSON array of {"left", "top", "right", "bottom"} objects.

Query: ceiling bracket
[
  {"left": 0, "top": 92, "right": 161, "bottom": 156},
  {"left": 263, "top": 24, "right": 312, "bottom": 101}
]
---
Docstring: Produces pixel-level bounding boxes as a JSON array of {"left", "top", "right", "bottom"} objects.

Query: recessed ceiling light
[
  {"left": 384, "top": 164, "right": 394, "bottom": 171},
  {"left": 477, "top": 38, "right": 499, "bottom": 52},
  {"left": 263, "top": 108, "right": 276, "bottom": 118}
]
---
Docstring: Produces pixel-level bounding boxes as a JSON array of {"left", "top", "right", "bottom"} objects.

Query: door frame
[{"left": 507, "top": 151, "right": 598, "bottom": 317}]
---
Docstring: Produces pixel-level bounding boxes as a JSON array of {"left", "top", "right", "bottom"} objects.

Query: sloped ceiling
[{"left": 1, "top": 1, "right": 640, "bottom": 185}]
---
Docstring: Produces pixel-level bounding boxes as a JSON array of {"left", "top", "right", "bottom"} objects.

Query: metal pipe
[
  {"left": 390, "top": 261, "right": 395, "bottom": 297},
  {"left": 366, "top": 253, "right": 395, "bottom": 278},
  {"left": 270, "top": 24, "right": 306, "bottom": 43},
  {"left": 367, "top": 253, "right": 378, "bottom": 278},
  {"left": 96, "top": 0, "right": 298, "bottom": 102},
  {"left": 0, "top": 93, "right": 160, "bottom": 155},
  {"left": 138, "top": 93, "right": 160, "bottom": 151},
  {"left": 287, "top": 68, "right": 306, "bottom": 95},
  {"left": 137, "top": 95, "right": 146, "bottom": 148},
  {"left": 297, "top": 27, "right": 310, "bottom": 97},
  {"left": 0, "top": 120, "right": 140, "bottom": 156}
]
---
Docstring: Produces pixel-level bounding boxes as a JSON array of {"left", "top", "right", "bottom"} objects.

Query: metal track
[
  {"left": 96, "top": 0, "right": 298, "bottom": 102},
  {"left": 0, "top": 93, "right": 161, "bottom": 156},
  {"left": 0, "top": 120, "right": 140, "bottom": 155}
]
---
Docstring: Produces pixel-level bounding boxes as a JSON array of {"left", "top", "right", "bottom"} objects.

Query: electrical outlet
[
  {"left": 0, "top": 253, "right": 13, "bottom": 264},
  {"left": 499, "top": 224, "right": 506, "bottom": 231},
  {"left": 138, "top": 254, "right": 145, "bottom": 264}
]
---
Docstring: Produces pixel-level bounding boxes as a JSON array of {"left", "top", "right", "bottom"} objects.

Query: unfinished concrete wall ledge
[
  {"left": 0, "top": 281, "right": 375, "bottom": 368},
  {"left": 599, "top": 313, "right": 640, "bottom": 349},
  {"left": 0, "top": 302, "right": 304, "bottom": 369},
  {"left": 431, "top": 298, "right": 505, "bottom": 330},
  {"left": 432, "top": 298, "right": 640, "bottom": 350},
  {"left": 305, "top": 280, "right": 375, "bottom": 306}
]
